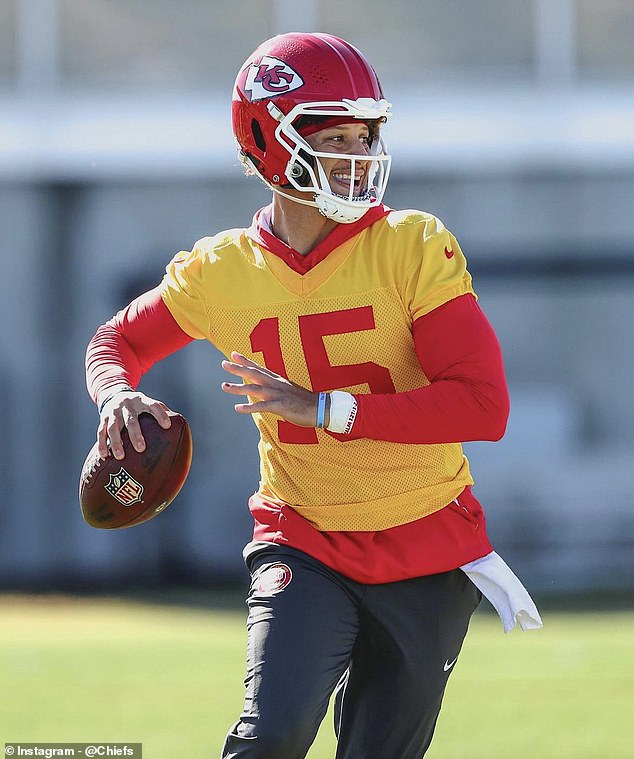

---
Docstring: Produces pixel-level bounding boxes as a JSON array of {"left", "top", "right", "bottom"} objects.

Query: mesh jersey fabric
[{"left": 161, "top": 209, "right": 475, "bottom": 531}]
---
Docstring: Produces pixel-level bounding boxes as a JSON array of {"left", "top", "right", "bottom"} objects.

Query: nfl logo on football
[{"left": 105, "top": 468, "right": 144, "bottom": 506}]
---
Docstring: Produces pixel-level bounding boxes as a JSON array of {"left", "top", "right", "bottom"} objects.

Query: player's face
[{"left": 304, "top": 123, "right": 372, "bottom": 197}]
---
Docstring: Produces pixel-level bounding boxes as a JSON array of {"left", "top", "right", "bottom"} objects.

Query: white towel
[{"left": 461, "top": 551, "right": 543, "bottom": 633}]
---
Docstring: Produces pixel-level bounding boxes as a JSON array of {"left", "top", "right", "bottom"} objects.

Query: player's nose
[{"left": 352, "top": 137, "right": 371, "bottom": 156}]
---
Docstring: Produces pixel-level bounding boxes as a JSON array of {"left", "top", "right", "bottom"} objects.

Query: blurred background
[{"left": 1, "top": 0, "right": 633, "bottom": 601}]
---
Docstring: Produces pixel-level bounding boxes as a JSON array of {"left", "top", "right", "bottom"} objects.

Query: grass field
[{"left": 1, "top": 594, "right": 632, "bottom": 758}]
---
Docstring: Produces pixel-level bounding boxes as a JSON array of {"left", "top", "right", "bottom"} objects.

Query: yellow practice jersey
[{"left": 161, "top": 209, "right": 475, "bottom": 531}]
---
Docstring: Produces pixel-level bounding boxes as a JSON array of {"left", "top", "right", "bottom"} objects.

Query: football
[{"left": 79, "top": 411, "right": 193, "bottom": 529}]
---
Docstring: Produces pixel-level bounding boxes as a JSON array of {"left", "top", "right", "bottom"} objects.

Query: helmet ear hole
[
  {"left": 251, "top": 119, "right": 266, "bottom": 152},
  {"left": 288, "top": 149, "right": 315, "bottom": 188}
]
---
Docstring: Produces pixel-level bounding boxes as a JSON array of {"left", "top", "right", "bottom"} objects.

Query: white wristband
[
  {"left": 97, "top": 384, "right": 133, "bottom": 413},
  {"left": 326, "top": 391, "right": 358, "bottom": 434}
]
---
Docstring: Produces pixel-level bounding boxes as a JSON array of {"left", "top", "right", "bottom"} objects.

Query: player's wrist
[
  {"left": 97, "top": 384, "right": 134, "bottom": 413},
  {"left": 325, "top": 391, "right": 358, "bottom": 434},
  {"left": 315, "top": 391, "right": 328, "bottom": 428}
]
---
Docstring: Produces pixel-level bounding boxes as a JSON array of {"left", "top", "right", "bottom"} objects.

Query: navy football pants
[{"left": 220, "top": 546, "right": 481, "bottom": 759}]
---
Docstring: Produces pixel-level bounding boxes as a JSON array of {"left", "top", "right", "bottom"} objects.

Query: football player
[{"left": 86, "top": 32, "right": 541, "bottom": 759}]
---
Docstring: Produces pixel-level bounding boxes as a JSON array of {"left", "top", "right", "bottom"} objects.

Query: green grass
[{"left": 1, "top": 595, "right": 632, "bottom": 758}]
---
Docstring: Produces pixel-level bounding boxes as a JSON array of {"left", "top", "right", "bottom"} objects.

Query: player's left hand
[{"left": 221, "top": 352, "right": 325, "bottom": 428}]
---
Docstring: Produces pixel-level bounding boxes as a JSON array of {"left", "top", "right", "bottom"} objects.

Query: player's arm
[
  {"left": 351, "top": 293, "right": 509, "bottom": 443},
  {"left": 220, "top": 294, "right": 508, "bottom": 439},
  {"left": 85, "top": 286, "right": 194, "bottom": 459}
]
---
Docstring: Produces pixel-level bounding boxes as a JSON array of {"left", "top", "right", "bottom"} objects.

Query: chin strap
[
  {"left": 270, "top": 184, "right": 373, "bottom": 224},
  {"left": 313, "top": 193, "right": 370, "bottom": 224}
]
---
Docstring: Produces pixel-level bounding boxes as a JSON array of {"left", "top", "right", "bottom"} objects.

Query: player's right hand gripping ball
[{"left": 79, "top": 411, "right": 193, "bottom": 529}]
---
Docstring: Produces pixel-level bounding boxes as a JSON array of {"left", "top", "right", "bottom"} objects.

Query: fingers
[
  {"left": 97, "top": 417, "right": 110, "bottom": 459},
  {"left": 147, "top": 401, "right": 172, "bottom": 429},
  {"left": 229, "top": 351, "right": 257, "bottom": 367},
  {"left": 221, "top": 360, "right": 255, "bottom": 380},
  {"left": 220, "top": 354, "right": 284, "bottom": 405},
  {"left": 222, "top": 354, "right": 280, "bottom": 382},
  {"left": 221, "top": 352, "right": 318, "bottom": 426},
  {"left": 222, "top": 361, "right": 270, "bottom": 383},
  {"left": 97, "top": 393, "right": 172, "bottom": 461},
  {"left": 220, "top": 379, "right": 280, "bottom": 416},
  {"left": 122, "top": 408, "right": 146, "bottom": 455},
  {"left": 233, "top": 400, "right": 276, "bottom": 415},
  {"left": 221, "top": 381, "right": 269, "bottom": 398},
  {"left": 106, "top": 410, "right": 126, "bottom": 460}
]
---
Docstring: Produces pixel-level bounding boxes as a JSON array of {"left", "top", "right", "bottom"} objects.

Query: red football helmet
[{"left": 232, "top": 32, "right": 392, "bottom": 223}]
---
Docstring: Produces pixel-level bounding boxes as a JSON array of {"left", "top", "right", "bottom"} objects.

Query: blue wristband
[{"left": 316, "top": 391, "right": 328, "bottom": 429}]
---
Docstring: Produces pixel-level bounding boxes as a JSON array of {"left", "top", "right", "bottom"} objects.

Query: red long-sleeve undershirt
[
  {"left": 86, "top": 289, "right": 509, "bottom": 443},
  {"left": 86, "top": 286, "right": 193, "bottom": 406},
  {"left": 352, "top": 293, "right": 509, "bottom": 442}
]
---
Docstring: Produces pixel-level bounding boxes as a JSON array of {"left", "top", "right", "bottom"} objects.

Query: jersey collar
[{"left": 247, "top": 203, "right": 391, "bottom": 275}]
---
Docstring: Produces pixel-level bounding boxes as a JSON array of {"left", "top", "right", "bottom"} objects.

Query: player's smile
[
  {"left": 305, "top": 122, "right": 372, "bottom": 197},
  {"left": 329, "top": 165, "right": 368, "bottom": 196}
]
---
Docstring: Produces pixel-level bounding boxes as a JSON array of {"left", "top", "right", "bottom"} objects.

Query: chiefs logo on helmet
[{"left": 244, "top": 55, "right": 304, "bottom": 101}]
